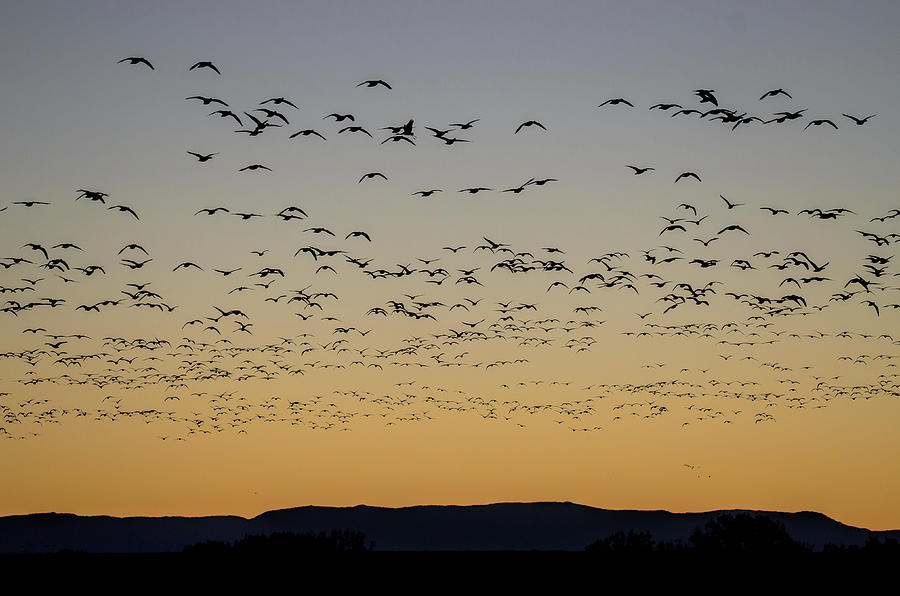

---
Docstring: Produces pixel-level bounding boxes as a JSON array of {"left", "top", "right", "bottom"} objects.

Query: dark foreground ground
[{"left": 0, "top": 551, "right": 893, "bottom": 589}]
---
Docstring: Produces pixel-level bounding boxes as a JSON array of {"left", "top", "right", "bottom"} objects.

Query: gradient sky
[{"left": 1, "top": 0, "right": 899, "bottom": 529}]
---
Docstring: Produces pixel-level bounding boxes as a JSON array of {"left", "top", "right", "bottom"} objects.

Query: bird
[
  {"left": 187, "top": 151, "right": 218, "bottom": 162},
  {"left": 767, "top": 109, "right": 807, "bottom": 124},
  {"left": 720, "top": 195, "right": 744, "bottom": 209},
  {"left": 338, "top": 126, "right": 373, "bottom": 137},
  {"left": 118, "top": 244, "right": 148, "bottom": 255},
  {"left": 514, "top": 120, "right": 547, "bottom": 133},
  {"left": 289, "top": 129, "right": 326, "bottom": 140},
  {"left": 649, "top": 103, "right": 682, "bottom": 111},
  {"left": 324, "top": 113, "right": 355, "bottom": 122},
  {"left": 261, "top": 97, "right": 299, "bottom": 109},
  {"left": 209, "top": 110, "right": 242, "bottom": 125},
  {"left": 195, "top": 207, "right": 229, "bottom": 216},
  {"left": 189, "top": 61, "right": 221, "bottom": 74},
  {"left": 804, "top": 119, "right": 838, "bottom": 130},
  {"left": 359, "top": 172, "right": 387, "bottom": 183},
  {"left": 598, "top": 98, "right": 634, "bottom": 107},
  {"left": 118, "top": 56, "right": 154, "bottom": 69},
  {"left": 660, "top": 224, "right": 687, "bottom": 235},
  {"left": 675, "top": 172, "right": 701, "bottom": 183},
  {"left": 356, "top": 80, "right": 391, "bottom": 89},
  {"left": 108, "top": 205, "right": 139, "bottom": 219},
  {"left": 239, "top": 164, "right": 272, "bottom": 172},
  {"left": 694, "top": 89, "right": 718, "bottom": 106},
  {"left": 451, "top": 119, "right": 480, "bottom": 130},
  {"left": 626, "top": 166, "right": 654, "bottom": 175},
  {"left": 381, "top": 135, "right": 415, "bottom": 145},
  {"left": 842, "top": 114, "right": 875, "bottom": 125},
  {"left": 759, "top": 88, "right": 792, "bottom": 100},
  {"left": 254, "top": 108, "right": 290, "bottom": 125},
  {"left": 186, "top": 96, "right": 228, "bottom": 106},
  {"left": 718, "top": 224, "right": 750, "bottom": 235}
]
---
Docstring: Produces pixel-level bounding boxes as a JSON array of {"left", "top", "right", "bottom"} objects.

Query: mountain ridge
[{"left": 2, "top": 502, "right": 897, "bottom": 553}]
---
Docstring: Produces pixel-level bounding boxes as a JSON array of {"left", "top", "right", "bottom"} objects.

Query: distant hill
[{"left": 1, "top": 502, "right": 897, "bottom": 553}]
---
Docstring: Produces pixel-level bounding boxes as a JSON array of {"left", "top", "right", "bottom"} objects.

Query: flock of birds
[{"left": 0, "top": 56, "right": 896, "bottom": 447}]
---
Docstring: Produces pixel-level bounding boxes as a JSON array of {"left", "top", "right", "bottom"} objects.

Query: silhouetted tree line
[
  {"left": 183, "top": 530, "right": 373, "bottom": 556},
  {"left": 585, "top": 513, "right": 900, "bottom": 554},
  {"left": 822, "top": 536, "right": 900, "bottom": 554}
]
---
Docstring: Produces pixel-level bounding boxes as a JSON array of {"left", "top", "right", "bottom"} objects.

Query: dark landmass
[{"left": 1, "top": 502, "right": 897, "bottom": 554}]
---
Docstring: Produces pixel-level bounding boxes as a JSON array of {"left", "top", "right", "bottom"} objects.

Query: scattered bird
[
  {"left": 189, "top": 61, "right": 221, "bottom": 74},
  {"left": 356, "top": 80, "right": 391, "bottom": 89},
  {"left": 515, "top": 120, "right": 547, "bottom": 134},
  {"left": 187, "top": 151, "right": 218, "bottom": 162},
  {"left": 118, "top": 56, "right": 154, "bottom": 69},
  {"left": 842, "top": 114, "right": 875, "bottom": 125}
]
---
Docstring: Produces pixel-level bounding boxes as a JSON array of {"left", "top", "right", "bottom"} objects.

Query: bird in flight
[
  {"left": 515, "top": 120, "right": 547, "bottom": 134},
  {"left": 239, "top": 164, "right": 272, "bottom": 172},
  {"left": 189, "top": 61, "right": 221, "bottom": 74},
  {"left": 626, "top": 165, "right": 654, "bottom": 175},
  {"left": 805, "top": 119, "right": 838, "bottom": 130},
  {"left": 209, "top": 110, "right": 242, "bottom": 126},
  {"left": 675, "top": 172, "right": 701, "bottom": 183},
  {"left": 598, "top": 98, "right": 634, "bottom": 107},
  {"left": 118, "top": 56, "right": 154, "bottom": 69},
  {"left": 195, "top": 207, "right": 229, "bottom": 216},
  {"left": 451, "top": 119, "right": 479, "bottom": 130},
  {"left": 357, "top": 80, "right": 391, "bottom": 89},
  {"left": 290, "top": 129, "right": 326, "bottom": 140},
  {"left": 108, "top": 205, "right": 139, "bottom": 219},
  {"left": 338, "top": 126, "right": 373, "bottom": 138},
  {"left": 842, "top": 113, "right": 875, "bottom": 125},
  {"left": 694, "top": 89, "right": 718, "bottom": 105},
  {"left": 720, "top": 195, "right": 744, "bottom": 209},
  {"left": 359, "top": 172, "right": 387, "bottom": 183},
  {"left": 187, "top": 151, "right": 218, "bottom": 162},
  {"left": 186, "top": 96, "right": 228, "bottom": 106},
  {"left": 760, "top": 88, "right": 792, "bottom": 100},
  {"left": 261, "top": 97, "right": 299, "bottom": 109}
]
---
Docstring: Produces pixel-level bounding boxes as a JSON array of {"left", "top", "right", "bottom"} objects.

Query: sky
[{"left": 1, "top": 0, "right": 899, "bottom": 529}]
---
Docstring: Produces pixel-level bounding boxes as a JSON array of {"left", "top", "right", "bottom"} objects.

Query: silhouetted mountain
[{"left": 1, "top": 502, "right": 897, "bottom": 553}]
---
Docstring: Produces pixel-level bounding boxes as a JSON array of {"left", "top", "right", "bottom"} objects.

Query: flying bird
[
  {"left": 108, "top": 205, "right": 139, "bottom": 219},
  {"left": 598, "top": 98, "right": 634, "bottom": 107},
  {"left": 627, "top": 166, "right": 654, "bottom": 175},
  {"left": 359, "top": 172, "right": 387, "bottom": 183},
  {"left": 804, "top": 119, "right": 838, "bottom": 130},
  {"left": 675, "top": 172, "right": 701, "bottom": 183},
  {"left": 118, "top": 56, "right": 154, "bottom": 69},
  {"left": 261, "top": 97, "right": 299, "bottom": 109},
  {"left": 759, "top": 88, "right": 792, "bottom": 100},
  {"left": 187, "top": 151, "right": 218, "bottom": 162},
  {"left": 189, "top": 61, "right": 221, "bottom": 74},
  {"left": 186, "top": 96, "right": 227, "bottom": 106},
  {"left": 357, "top": 80, "right": 391, "bottom": 89},
  {"left": 290, "top": 129, "right": 326, "bottom": 140},
  {"left": 514, "top": 120, "right": 547, "bottom": 134},
  {"left": 842, "top": 114, "right": 875, "bottom": 125}
]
